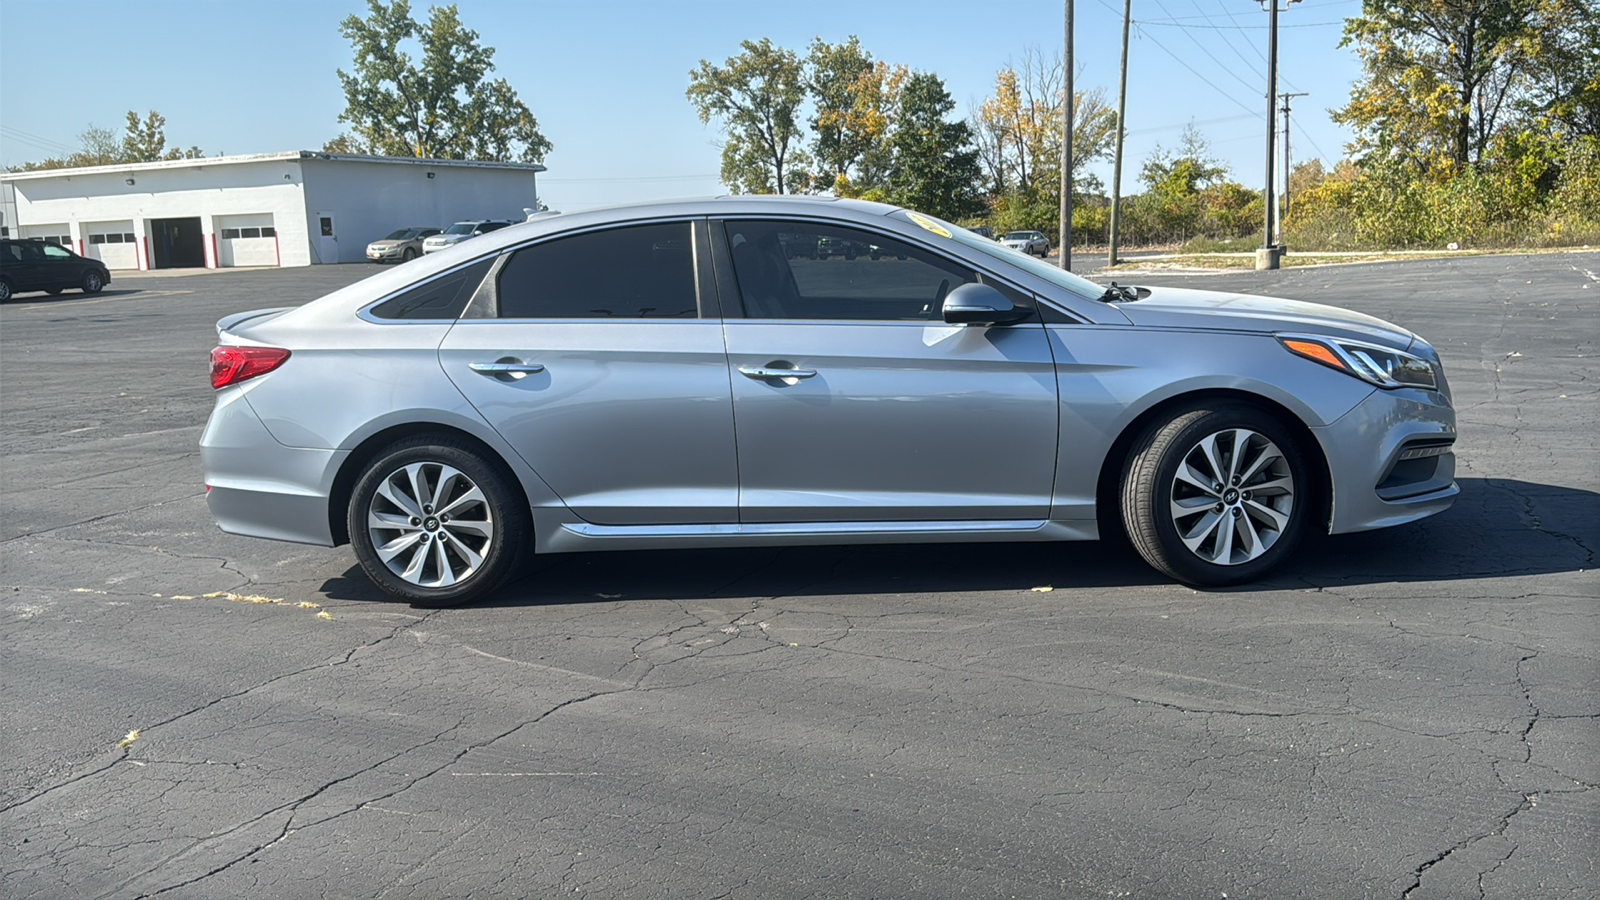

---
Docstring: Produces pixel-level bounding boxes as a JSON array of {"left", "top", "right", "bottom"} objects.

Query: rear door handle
[
  {"left": 738, "top": 365, "right": 816, "bottom": 379},
  {"left": 469, "top": 359, "right": 545, "bottom": 378}
]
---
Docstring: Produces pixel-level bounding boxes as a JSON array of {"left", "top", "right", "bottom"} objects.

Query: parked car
[
  {"left": 366, "top": 228, "right": 441, "bottom": 264},
  {"left": 1001, "top": 230, "right": 1050, "bottom": 257},
  {"left": 422, "top": 220, "right": 514, "bottom": 254},
  {"left": 0, "top": 238, "right": 110, "bottom": 302},
  {"left": 202, "top": 197, "right": 1457, "bottom": 606},
  {"left": 967, "top": 225, "right": 995, "bottom": 239},
  {"left": 816, "top": 235, "right": 860, "bottom": 259}
]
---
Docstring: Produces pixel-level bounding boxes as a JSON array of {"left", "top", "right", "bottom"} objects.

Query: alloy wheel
[
  {"left": 366, "top": 461, "right": 495, "bottom": 588},
  {"left": 1167, "top": 428, "right": 1295, "bottom": 566}
]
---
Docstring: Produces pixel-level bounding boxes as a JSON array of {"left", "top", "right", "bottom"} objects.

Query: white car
[
  {"left": 422, "top": 220, "right": 514, "bottom": 254},
  {"left": 365, "top": 227, "right": 440, "bottom": 264},
  {"left": 1002, "top": 231, "right": 1051, "bottom": 257}
]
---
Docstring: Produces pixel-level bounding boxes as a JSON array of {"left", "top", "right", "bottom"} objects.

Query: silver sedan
[{"left": 202, "top": 197, "right": 1457, "bottom": 606}]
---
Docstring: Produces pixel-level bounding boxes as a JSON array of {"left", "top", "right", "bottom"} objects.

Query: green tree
[
  {"left": 1137, "top": 125, "right": 1233, "bottom": 238},
  {"left": 1334, "top": 0, "right": 1551, "bottom": 169},
  {"left": 332, "top": 0, "right": 551, "bottom": 162},
  {"left": 806, "top": 36, "right": 906, "bottom": 193},
  {"left": 1519, "top": 0, "right": 1600, "bottom": 139},
  {"left": 887, "top": 72, "right": 983, "bottom": 220},
  {"left": 687, "top": 38, "right": 810, "bottom": 194},
  {"left": 121, "top": 110, "right": 204, "bottom": 162}
]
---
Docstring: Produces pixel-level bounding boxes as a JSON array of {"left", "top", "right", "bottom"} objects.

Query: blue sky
[{"left": 0, "top": 0, "right": 1364, "bottom": 211}]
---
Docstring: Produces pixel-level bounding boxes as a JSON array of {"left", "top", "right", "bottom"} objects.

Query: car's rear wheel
[
  {"left": 0, "top": 278, "right": 12, "bottom": 302},
  {"left": 348, "top": 437, "right": 531, "bottom": 607},
  {"left": 1121, "top": 403, "right": 1311, "bottom": 586},
  {"left": 81, "top": 270, "right": 104, "bottom": 294}
]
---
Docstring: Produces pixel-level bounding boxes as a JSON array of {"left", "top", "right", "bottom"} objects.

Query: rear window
[{"left": 368, "top": 257, "right": 495, "bottom": 320}]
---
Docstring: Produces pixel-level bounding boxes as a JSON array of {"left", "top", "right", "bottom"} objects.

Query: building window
[
  {"left": 90, "top": 234, "right": 107, "bottom": 244},
  {"left": 260, "top": 226, "right": 275, "bottom": 238},
  {"left": 221, "top": 229, "right": 241, "bottom": 239},
  {"left": 123, "top": 233, "right": 135, "bottom": 242},
  {"left": 241, "top": 227, "right": 262, "bottom": 238}
]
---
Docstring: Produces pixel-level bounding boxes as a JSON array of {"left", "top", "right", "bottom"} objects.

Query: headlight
[{"left": 1277, "top": 334, "right": 1438, "bottom": 390}]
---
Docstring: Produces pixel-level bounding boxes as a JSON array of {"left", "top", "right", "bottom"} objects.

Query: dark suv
[{"left": 0, "top": 239, "right": 111, "bottom": 301}]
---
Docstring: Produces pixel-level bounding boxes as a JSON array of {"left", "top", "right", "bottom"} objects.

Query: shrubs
[{"left": 1285, "top": 134, "right": 1600, "bottom": 249}]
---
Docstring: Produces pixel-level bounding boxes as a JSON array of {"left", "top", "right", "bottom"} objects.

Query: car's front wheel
[
  {"left": 348, "top": 437, "right": 531, "bottom": 606},
  {"left": 81, "top": 270, "right": 104, "bottom": 294},
  {"left": 401, "top": 248, "right": 417, "bottom": 262},
  {"left": 1121, "top": 403, "right": 1313, "bottom": 586}
]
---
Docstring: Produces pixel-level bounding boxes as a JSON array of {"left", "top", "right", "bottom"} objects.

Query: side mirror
[{"left": 942, "top": 283, "right": 1033, "bottom": 326}]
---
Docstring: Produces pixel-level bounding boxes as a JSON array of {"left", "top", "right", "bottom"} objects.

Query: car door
[
  {"left": 716, "top": 218, "right": 1059, "bottom": 524},
  {"left": 39, "top": 242, "right": 84, "bottom": 287},
  {"left": 438, "top": 218, "right": 738, "bottom": 525}
]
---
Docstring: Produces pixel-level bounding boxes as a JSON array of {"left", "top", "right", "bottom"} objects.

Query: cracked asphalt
[{"left": 2, "top": 252, "right": 1595, "bottom": 899}]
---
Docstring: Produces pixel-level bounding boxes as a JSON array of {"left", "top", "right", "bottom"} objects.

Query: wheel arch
[
  {"left": 328, "top": 422, "right": 525, "bottom": 546},
  {"left": 1093, "top": 388, "right": 1333, "bottom": 540}
]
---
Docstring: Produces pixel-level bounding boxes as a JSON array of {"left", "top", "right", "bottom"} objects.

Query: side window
[
  {"left": 42, "top": 244, "right": 73, "bottom": 259},
  {"left": 497, "top": 222, "right": 698, "bottom": 319},
  {"left": 721, "top": 220, "right": 976, "bottom": 320},
  {"left": 369, "top": 257, "right": 495, "bottom": 320},
  {"left": 2, "top": 243, "right": 21, "bottom": 263}
]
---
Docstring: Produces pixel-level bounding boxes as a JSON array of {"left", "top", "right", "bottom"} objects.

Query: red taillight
[{"left": 210, "top": 345, "right": 291, "bottom": 389}]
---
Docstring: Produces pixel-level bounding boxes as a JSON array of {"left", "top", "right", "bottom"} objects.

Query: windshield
[
  {"left": 1004, "top": 232, "right": 1038, "bottom": 240},
  {"left": 382, "top": 229, "right": 419, "bottom": 240},
  {"left": 444, "top": 223, "right": 476, "bottom": 235},
  {"left": 893, "top": 211, "right": 1102, "bottom": 301}
]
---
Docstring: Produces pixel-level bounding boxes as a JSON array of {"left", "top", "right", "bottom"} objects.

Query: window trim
[
  {"left": 709, "top": 216, "right": 1062, "bottom": 325},
  {"left": 480, "top": 216, "right": 713, "bottom": 322}
]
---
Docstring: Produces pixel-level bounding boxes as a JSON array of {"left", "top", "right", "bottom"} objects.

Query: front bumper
[
  {"left": 1316, "top": 385, "right": 1459, "bottom": 534},
  {"left": 200, "top": 386, "right": 345, "bottom": 546}
]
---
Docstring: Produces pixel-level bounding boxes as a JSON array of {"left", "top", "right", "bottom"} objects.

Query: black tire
[
  {"left": 81, "top": 270, "right": 105, "bottom": 294},
  {"left": 401, "top": 248, "right": 417, "bottom": 262},
  {"left": 1120, "top": 403, "right": 1313, "bottom": 586},
  {"left": 347, "top": 436, "right": 531, "bottom": 607},
  {"left": 0, "top": 278, "right": 12, "bottom": 302}
]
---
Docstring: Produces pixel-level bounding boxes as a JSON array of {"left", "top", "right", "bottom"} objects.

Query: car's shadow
[
  {"left": 316, "top": 477, "right": 1596, "bottom": 608},
  {"left": 2, "top": 288, "right": 142, "bottom": 305}
]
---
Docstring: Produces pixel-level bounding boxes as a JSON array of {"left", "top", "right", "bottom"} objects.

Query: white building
[{"left": 0, "top": 151, "right": 544, "bottom": 270}]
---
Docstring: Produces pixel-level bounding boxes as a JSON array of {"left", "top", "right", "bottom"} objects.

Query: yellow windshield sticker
[{"left": 906, "top": 212, "right": 952, "bottom": 238}]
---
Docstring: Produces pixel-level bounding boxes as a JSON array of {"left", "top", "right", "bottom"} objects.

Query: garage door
[
  {"left": 84, "top": 220, "right": 139, "bottom": 270},
  {"left": 21, "top": 224, "right": 72, "bottom": 252},
  {"left": 216, "top": 214, "right": 278, "bottom": 267}
]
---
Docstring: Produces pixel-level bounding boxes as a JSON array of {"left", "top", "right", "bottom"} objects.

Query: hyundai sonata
[{"left": 202, "top": 197, "right": 1457, "bottom": 606}]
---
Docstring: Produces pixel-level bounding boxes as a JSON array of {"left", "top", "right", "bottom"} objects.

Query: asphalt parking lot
[{"left": 3, "top": 252, "right": 1596, "bottom": 899}]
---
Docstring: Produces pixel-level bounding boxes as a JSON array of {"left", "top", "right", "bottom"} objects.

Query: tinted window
[
  {"left": 369, "top": 257, "right": 495, "bottom": 321},
  {"left": 477, "top": 222, "right": 509, "bottom": 234},
  {"left": 722, "top": 220, "right": 975, "bottom": 320},
  {"left": 497, "top": 222, "right": 697, "bottom": 319}
]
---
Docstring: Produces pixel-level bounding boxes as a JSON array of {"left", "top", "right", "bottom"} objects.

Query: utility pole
[
  {"left": 1256, "top": 0, "right": 1297, "bottom": 270},
  {"left": 1279, "top": 92, "right": 1307, "bottom": 242},
  {"left": 1059, "top": 0, "right": 1074, "bottom": 271},
  {"left": 1107, "top": 0, "right": 1132, "bottom": 267}
]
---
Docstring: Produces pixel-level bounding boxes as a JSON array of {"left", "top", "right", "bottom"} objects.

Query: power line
[
  {"left": 1151, "top": 0, "right": 1262, "bottom": 95},
  {"left": 1133, "top": 0, "right": 1355, "bottom": 22},
  {"left": 1128, "top": 20, "right": 1345, "bottom": 29},
  {"left": 1130, "top": 22, "right": 1265, "bottom": 119},
  {"left": 1201, "top": 0, "right": 1267, "bottom": 81}
]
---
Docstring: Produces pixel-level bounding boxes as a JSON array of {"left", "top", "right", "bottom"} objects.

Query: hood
[
  {"left": 427, "top": 233, "right": 468, "bottom": 243},
  {"left": 1116, "top": 286, "right": 1416, "bottom": 350},
  {"left": 367, "top": 240, "right": 401, "bottom": 249}
]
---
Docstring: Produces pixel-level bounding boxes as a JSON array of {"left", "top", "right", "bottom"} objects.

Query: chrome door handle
[
  {"left": 739, "top": 365, "right": 816, "bottom": 379},
  {"left": 469, "top": 360, "right": 544, "bottom": 375}
]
